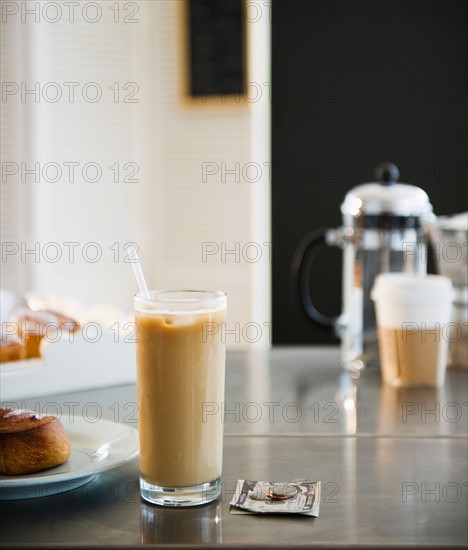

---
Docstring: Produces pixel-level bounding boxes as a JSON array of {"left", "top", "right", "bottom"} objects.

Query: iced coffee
[{"left": 134, "top": 290, "right": 227, "bottom": 506}]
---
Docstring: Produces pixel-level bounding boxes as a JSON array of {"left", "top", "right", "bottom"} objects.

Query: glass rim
[
  {"left": 134, "top": 290, "right": 227, "bottom": 312},
  {"left": 135, "top": 289, "right": 226, "bottom": 301}
]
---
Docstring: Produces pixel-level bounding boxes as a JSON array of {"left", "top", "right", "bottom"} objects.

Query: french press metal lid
[{"left": 339, "top": 162, "right": 434, "bottom": 229}]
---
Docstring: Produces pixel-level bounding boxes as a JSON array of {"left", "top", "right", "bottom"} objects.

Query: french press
[{"left": 294, "top": 162, "right": 435, "bottom": 372}]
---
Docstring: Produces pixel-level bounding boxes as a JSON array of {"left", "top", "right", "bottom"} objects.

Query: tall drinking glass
[{"left": 134, "top": 290, "right": 227, "bottom": 506}]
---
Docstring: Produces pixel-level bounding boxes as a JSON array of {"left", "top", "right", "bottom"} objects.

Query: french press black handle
[{"left": 291, "top": 229, "right": 340, "bottom": 328}]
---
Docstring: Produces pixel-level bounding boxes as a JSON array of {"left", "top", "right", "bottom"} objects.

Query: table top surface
[{"left": 1, "top": 347, "right": 467, "bottom": 548}]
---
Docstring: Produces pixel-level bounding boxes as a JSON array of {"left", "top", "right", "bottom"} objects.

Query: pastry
[
  {"left": 0, "top": 408, "right": 71, "bottom": 475},
  {"left": 0, "top": 334, "right": 26, "bottom": 363},
  {"left": 12, "top": 308, "right": 79, "bottom": 358}
]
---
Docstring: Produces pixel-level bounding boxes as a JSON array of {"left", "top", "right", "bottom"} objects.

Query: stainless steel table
[{"left": 1, "top": 347, "right": 467, "bottom": 548}]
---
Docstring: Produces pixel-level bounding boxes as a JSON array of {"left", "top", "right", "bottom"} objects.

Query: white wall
[{"left": 1, "top": 0, "right": 271, "bottom": 348}]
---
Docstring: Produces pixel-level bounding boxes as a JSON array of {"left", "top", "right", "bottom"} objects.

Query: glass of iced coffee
[
  {"left": 134, "top": 290, "right": 227, "bottom": 506},
  {"left": 371, "top": 274, "right": 454, "bottom": 387}
]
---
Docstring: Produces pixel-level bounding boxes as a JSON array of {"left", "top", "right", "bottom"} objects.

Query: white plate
[
  {"left": 0, "top": 415, "right": 139, "bottom": 500},
  {"left": 0, "top": 358, "right": 43, "bottom": 373},
  {"left": 1, "top": 335, "right": 136, "bottom": 401}
]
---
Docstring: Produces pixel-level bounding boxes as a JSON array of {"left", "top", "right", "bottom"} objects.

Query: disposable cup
[{"left": 371, "top": 274, "right": 454, "bottom": 387}]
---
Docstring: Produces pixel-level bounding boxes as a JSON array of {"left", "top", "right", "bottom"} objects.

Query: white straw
[{"left": 128, "top": 244, "right": 151, "bottom": 299}]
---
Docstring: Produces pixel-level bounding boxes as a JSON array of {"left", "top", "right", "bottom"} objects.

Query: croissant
[{"left": 0, "top": 408, "right": 71, "bottom": 475}]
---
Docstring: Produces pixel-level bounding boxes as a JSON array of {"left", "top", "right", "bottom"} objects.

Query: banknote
[{"left": 230, "top": 479, "right": 320, "bottom": 517}]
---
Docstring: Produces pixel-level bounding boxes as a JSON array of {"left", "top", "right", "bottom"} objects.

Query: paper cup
[{"left": 371, "top": 274, "right": 454, "bottom": 387}]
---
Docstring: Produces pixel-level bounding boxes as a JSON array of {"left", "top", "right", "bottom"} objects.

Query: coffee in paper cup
[{"left": 371, "top": 274, "right": 454, "bottom": 387}]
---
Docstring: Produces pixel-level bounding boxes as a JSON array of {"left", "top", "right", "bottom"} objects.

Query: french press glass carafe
[{"left": 294, "top": 162, "right": 435, "bottom": 372}]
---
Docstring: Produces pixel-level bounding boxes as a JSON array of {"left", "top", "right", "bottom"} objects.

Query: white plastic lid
[
  {"left": 371, "top": 273, "right": 455, "bottom": 304},
  {"left": 436, "top": 212, "right": 468, "bottom": 232}
]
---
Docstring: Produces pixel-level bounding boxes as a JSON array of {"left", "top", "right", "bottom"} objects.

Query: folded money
[{"left": 230, "top": 479, "right": 320, "bottom": 517}]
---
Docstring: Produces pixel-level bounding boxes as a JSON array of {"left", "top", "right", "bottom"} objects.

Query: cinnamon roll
[{"left": 0, "top": 408, "right": 71, "bottom": 475}]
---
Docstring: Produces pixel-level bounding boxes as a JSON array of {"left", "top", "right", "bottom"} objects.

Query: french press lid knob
[{"left": 374, "top": 162, "right": 399, "bottom": 186}]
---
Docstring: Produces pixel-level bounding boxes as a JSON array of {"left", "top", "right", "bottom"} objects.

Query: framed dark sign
[{"left": 183, "top": 0, "right": 246, "bottom": 103}]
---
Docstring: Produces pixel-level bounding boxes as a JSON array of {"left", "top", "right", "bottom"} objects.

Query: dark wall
[{"left": 271, "top": 0, "right": 468, "bottom": 344}]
